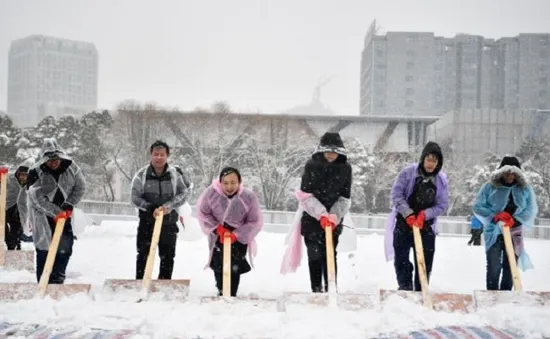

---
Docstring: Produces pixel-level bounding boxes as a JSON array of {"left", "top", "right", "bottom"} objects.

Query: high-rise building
[
  {"left": 7, "top": 35, "right": 98, "bottom": 127},
  {"left": 360, "top": 21, "right": 550, "bottom": 116}
]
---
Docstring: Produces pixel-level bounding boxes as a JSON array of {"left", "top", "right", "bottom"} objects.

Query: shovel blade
[
  {"left": 2, "top": 250, "right": 35, "bottom": 272},
  {"left": 0, "top": 282, "right": 91, "bottom": 302},
  {"left": 102, "top": 279, "right": 191, "bottom": 301},
  {"left": 380, "top": 289, "right": 474, "bottom": 313},
  {"left": 282, "top": 292, "right": 378, "bottom": 311},
  {"left": 474, "top": 290, "right": 550, "bottom": 308},
  {"left": 200, "top": 293, "right": 277, "bottom": 307}
]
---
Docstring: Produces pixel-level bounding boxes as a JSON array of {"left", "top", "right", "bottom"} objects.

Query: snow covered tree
[{"left": 0, "top": 114, "right": 21, "bottom": 165}]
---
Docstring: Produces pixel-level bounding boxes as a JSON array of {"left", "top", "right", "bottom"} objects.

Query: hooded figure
[
  {"left": 26, "top": 138, "right": 86, "bottom": 284},
  {"left": 472, "top": 156, "right": 537, "bottom": 291},
  {"left": 3, "top": 159, "right": 33, "bottom": 250},
  {"left": 468, "top": 216, "right": 483, "bottom": 246},
  {"left": 384, "top": 141, "right": 449, "bottom": 292},
  {"left": 280, "top": 132, "right": 352, "bottom": 293},
  {"left": 196, "top": 167, "right": 263, "bottom": 297}
]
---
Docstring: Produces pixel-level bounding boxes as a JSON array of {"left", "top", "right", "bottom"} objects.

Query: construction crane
[{"left": 312, "top": 75, "right": 336, "bottom": 103}]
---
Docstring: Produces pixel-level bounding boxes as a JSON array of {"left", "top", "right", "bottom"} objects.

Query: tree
[{"left": 0, "top": 114, "right": 21, "bottom": 165}]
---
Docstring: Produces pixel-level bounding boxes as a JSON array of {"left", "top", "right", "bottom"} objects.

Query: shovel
[
  {"left": 0, "top": 214, "right": 91, "bottom": 302},
  {"left": 380, "top": 226, "right": 474, "bottom": 313},
  {"left": 102, "top": 209, "right": 191, "bottom": 302},
  {"left": 281, "top": 226, "right": 377, "bottom": 311},
  {"left": 474, "top": 222, "right": 550, "bottom": 307},
  {"left": 0, "top": 167, "right": 34, "bottom": 272},
  {"left": 201, "top": 232, "right": 277, "bottom": 306}
]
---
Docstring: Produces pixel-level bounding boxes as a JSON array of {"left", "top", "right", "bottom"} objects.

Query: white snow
[{"left": 1, "top": 218, "right": 550, "bottom": 338}]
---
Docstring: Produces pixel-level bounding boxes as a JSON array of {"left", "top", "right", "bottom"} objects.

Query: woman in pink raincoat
[{"left": 196, "top": 167, "right": 263, "bottom": 297}]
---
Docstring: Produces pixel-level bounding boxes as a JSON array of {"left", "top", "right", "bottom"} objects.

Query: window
[
  {"left": 405, "top": 100, "right": 414, "bottom": 108},
  {"left": 406, "top": 62, "right": 414, "bottom": 69},
  {"left": 406, "top": 50, "right": 415, "bottom": 57},
  {"left": 406, "top": 88, "right": 415, "bottom": 95},
  {"left": 405, "top": 75, "right": 414, "bottom": 82}
]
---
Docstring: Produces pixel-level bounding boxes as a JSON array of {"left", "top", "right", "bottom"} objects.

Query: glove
[
  {"left": 502, "top": 217, "right": 515, "bottom": 228},
  {"left": 215, "top": 224, "right": 237, "bottom": 244},
  {"left": 54, "top": 211, "right": 71, "bottom": 223},
  {"left": 405, "top": 214, "right": 416, "bottom": 227},
  {"left": 493, "top": 211, "right": 512, "bottom": 223},
  {"left": 320, "top": 215, "right": 336, "bottom": 230},
  {"left": 415, "top": 210, "right": 426, "bottom": 229},
  {"left": 328, "top": 213, "right": 338, "bottom": 225},
  {"left": 0, "top": 167, "right": 7, "bottom": 175}
]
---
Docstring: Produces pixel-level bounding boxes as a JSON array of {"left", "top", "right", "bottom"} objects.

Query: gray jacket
[
  {"left": 4, "top": 159, "right": 34, "bottom": 226},
  {"left": 27, "top": 138, "right": 86, "bottom": 251}
]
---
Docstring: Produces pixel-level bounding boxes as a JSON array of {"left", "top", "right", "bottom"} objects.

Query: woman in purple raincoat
[
  {"left": 196, "top": 167, "right": 263, "bottom": 297},
  {"left": 384, "top": 141, "right": 449, "bottom": 291}
]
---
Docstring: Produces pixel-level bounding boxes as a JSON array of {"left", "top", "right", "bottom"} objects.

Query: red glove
[
  {"left": 54, "top": 211, "right": 71, "bottom": 223},
  {"left": 320, "top": 215, "right": 336, "bottom": 230},
  {"left": 405, "top": 215, "right": 416, "bottom": 227},
  {"left": 215, "top": 225, "right": 237, "bottom": 244},
  {"left": 494, "top": 211, "right": 512, "bottom": 223},
  {"left": 0, "top": 167, "right": 8, "bottom": 175},
  {"left": 415, "top": 210, "right": 426, "bottom": 229},
  {"left": 502, "top": 217, "right": 515, "bottom": 228}
]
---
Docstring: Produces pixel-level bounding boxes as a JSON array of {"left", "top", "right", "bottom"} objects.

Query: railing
[{"left": 78, "top": 200, "right": 550, "bottom": 240}]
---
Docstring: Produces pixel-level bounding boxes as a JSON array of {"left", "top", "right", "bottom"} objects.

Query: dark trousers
[
  {"left": 35, "top": 233, "right": 74, "bottom": 284},
  {"left": 468, "top": 229, "right": 483, "bottom": 246},
  {"left": 303, "top": 231, "right": 340, "bottom": 293},
  {"left": 393, "top": 222, "right": 436, "bottom": 291},
  {"left": 136, "top": 220, "right": 178, "bottom": 280},
  {"left": 5, "top": 205, "right": 22, "bottom": 250},
  {"left": 210, "top": 240, "right": 250, "bottom": 297},
  {"left": 486, "top": 235, "right": 517, "bottom": 291}
]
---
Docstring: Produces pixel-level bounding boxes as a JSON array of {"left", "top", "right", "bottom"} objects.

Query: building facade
[
  {"left": 360, "top": 21, "right": 550, "bottom": 117},
  {"left": 7, "top": 35, "right": 99, "bottom": 127}
]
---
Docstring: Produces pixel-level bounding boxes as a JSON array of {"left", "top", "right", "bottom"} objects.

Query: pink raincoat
[
  {"left": 280, "top": 190, "right": 331, "bottom": 275},
  {"left": 196, "top": 179, "right": 263, "bottom": 269}
]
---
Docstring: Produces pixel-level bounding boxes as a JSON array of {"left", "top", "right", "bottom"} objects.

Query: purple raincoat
[{"left": 384, "top": 163, "right": 449, "bottom": 262}]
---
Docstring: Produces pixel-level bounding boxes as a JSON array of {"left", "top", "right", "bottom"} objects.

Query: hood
[
  {"left": 36, "top": 138, "right": 71, "bottom": 166},
  {"left": 312, "top": 132, "right": 347, "bottom": 163},
  {"left": 419, "top": 141, "right": 443, "bottom": 176},
  {"left": 490, "top": 156, "right": 527, "bottom": 188},
  {"left": 14, "top": 158, "right": 34, "bottom": 179}
]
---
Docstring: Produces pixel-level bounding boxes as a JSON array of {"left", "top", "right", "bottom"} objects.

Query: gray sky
[{"left": 1, "top": 0, "right": 549, "bottom": 115}]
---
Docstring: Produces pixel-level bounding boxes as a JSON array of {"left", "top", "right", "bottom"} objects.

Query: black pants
[
  {"left": 468, "top": 229, "right": 482, "bottom": 246},
  {"left": 486, "top": 235, "right": 517, "bottom": 291},
  {"left": 210, "top": 240, "right": 251, "bottom": 297},
  {"left": 393, "top": 221, "right": 436, "bottom": 291},
  {"left": 136, "top": 220, "right": 178, "bottom": 280},
  {"left": 303, "top": 231, "right": 340, "bottom": 293},
  {"left": 5, "top": 205, "right": 22, "bottom": 250},
  {"left": 35, "top": 233, "right": 74, "bottom": 284}
]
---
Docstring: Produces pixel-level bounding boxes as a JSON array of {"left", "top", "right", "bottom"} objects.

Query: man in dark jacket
[
  {"left": 298, "top": 132, "right": 352, "bottom": 293},
  {"left": 130, "top": 140, "right": 189, "bottom": 280},
  {"left": 26, "top": 138, "right": 86, "bottom": 284}
]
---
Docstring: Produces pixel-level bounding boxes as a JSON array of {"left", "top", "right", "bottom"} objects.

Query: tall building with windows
[
  {"left": 360, "top": 21, "right": 550, "bottom": 116},
  {"left": 7, "top": 35, "right": 98, "bottom": 127}
]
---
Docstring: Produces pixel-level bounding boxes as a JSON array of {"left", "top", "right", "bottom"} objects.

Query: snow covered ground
[{"left": 0, "top": 218, "right": 549, "bottom": 338}]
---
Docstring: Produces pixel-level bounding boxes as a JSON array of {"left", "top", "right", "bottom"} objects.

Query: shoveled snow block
[{"left": 0, "top": 322, "right": 526, "bottom": 338}]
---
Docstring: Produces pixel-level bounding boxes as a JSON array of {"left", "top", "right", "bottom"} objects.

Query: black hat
[
  {"left": 419, "top": 141, "right": 443, "bottom": 175},
  {"left": 499, "top": 156, "right": 521, "bottom": 169}
]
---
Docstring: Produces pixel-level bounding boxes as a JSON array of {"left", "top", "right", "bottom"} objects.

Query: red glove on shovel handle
[
  {"left": 216, "top": 224, "right": 237, "bottom": 244},
  {"left": 54, "top": 210, "right": 72, "bottom": 223},
  {"left": 320, "top": 215, "right": 336, "bottom": 230},
  {"left": 0, "top": 167, "right": 8, "bottom": 175}
]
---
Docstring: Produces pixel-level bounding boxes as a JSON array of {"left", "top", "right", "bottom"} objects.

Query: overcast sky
[{"left": 1, "top": 0, "right": 549, "bottom": 115}]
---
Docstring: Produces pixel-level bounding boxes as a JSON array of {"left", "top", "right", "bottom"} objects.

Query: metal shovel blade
[
  {"left": 380, "top": 289, "right": 474, "bottom": 313},
  {"left": 0, "top": 282, "right": 91, "bottom": 302},
  {"left": 3, "top": 250, "right": 35, "bottom": 272},
  {"left": 102, "top": 279, "right": 191, "bottom": 301},
  {"left": 281, "top": 291, "right": 379, "bottom": 311},
  {"left": 200, "top": 293, "right": 278, "bottom": 307},
  {"left": 474, "top": 290, "right": 550, "bottom": 308}
]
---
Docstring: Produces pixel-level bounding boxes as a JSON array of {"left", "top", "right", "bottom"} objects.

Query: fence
[{"left": 78, "top": 200, "right": 550, "bottom": 240}]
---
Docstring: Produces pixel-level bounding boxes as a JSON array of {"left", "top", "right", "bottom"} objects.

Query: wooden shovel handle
[
  {"left": 37, "top": 216, "right": 67, "bottom": 297},
  {"left": 222, "top": 232, "right": 232, "bottom": 297},
  {"left": 501, "top": 223, "right": 523, "bottom": 291},
  {"left": 141, "top": 209, "right": 164, "bottom": 293},
  {"left": 324, "top": 227, "right": 337, "bottom": 284},
  {"left": 413, "top": 226, "right": 433, "bottom": 309}
]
